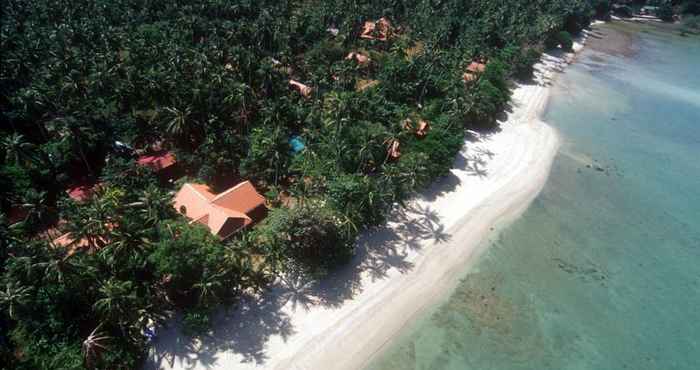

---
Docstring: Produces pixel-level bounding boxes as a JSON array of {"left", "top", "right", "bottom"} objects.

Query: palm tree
[
  {"left": 127, "top": 186, "right": 173, "bottom": 225},
  {"left": 34, "top": 256, "right": 75, "bottom": 284},
  {"left": 0, "top": 281, "right": 31, "bottom": 319},
  {"left": 20, "top": 189, "right": 50, "bottom": 227},
  {"left": 2, "top": 133, "right": 37, "bottom": 168},
  {"left": 93, "top": 279, "right": 138, "bottom": 326},
  {"left": 165, "top": 106, "right": 194, "bottom": 143},
  {"left": 193, "top": 269, "right": 226, "bottom": 306},
  {"left": 82, "top": 324, "right": 111, "bottom": 369}
]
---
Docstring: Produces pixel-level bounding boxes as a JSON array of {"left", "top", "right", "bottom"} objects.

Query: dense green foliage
[{"left": 2, "top": 0, "right": 599, "bottom": 368}]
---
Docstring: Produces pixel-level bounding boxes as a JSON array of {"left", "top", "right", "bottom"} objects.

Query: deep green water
[{"left": 366, "top": 23, "right": 700, "bottom": 370}]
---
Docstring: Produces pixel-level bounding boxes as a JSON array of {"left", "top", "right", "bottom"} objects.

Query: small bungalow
[
  {"left": 137, "top": 150, "right": 180, "bottom": 182},
  {"left": 360, "top": 17, "right": 393, "bottom": 41},
  {"left": 387, "top": 139, "right": 401, "bottom": 160},
  {"left": 173, "top": 181, "right": 267, "bottom": 239},
  {"left": 416, "top": 120, "right": 430, "bottom": 138},
  {"left": 345, "top": 51, "right": 370, "bottom": 65},
  {"left": 289, "top": 80, "right": 312, "bottom": 98},
  {"left": 463, "top": 61, "right": 487, "bottom": 83},
  {"left": 66, "top": 180, "right": 99, "bottom": 202},
  {"left": 402, "top": 118, "right": 431, "bottom": 138},
  {"left": 6, "top": 206, "right": 28, "bottom": 225}
]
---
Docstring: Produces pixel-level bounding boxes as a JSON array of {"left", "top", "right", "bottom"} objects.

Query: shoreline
[{"left": 148, "top": 27, "right": 596, "bottom": 370}]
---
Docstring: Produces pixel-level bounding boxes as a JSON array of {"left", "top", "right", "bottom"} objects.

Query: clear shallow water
[{"left": 366, "top": 23, "right": 700, "bottom": 370}]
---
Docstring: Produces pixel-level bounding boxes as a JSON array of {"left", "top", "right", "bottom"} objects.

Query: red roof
[
  {"left": 7, "top": 206, "right": 28, "bottom": 224},
  {"left": 137, "top": 151, "right": 176, "bottom": 171},
  {"left": 466, "top": 61, "right": 487, "bottom": 73},
  {"left": 173, "top": 181, "right": 267, "bottom": 239},
  {"left": 66, "top": 182, "right": 98, "bottom": 202}
]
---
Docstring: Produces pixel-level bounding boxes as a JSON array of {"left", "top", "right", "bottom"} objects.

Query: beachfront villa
[{"left": 173, "top": 181, "right": 267, "bottom": 239}]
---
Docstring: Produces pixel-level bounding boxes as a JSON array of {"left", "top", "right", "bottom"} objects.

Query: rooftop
[{"left": 173, "top": 181, "right": 267, "bottom": 239}]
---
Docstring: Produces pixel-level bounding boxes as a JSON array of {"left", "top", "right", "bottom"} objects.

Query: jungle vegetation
[{"left": 1, "top": 0, "right": 603, "bottom": 368}]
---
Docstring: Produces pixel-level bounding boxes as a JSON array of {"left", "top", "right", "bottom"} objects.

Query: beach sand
[{"left": 148, "top": 28, "right": 595, "bottom": 370}]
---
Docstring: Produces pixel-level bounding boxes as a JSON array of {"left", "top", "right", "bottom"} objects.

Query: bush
[
  {"left": 558, "top": 31, "right": 574, "bottom": 51},
  {"left": 182, "top": 307, "right": 212, "bottom": 337},
  {"left": 257, "top": 205, "right": 354, "bottom": 273},
  {"left": 545, "top": 31, "right": 574, "bottom": 51},
  {"left": 613, "top": 5, "right": 634, "bottom": 18},
  {"left": 682, "top": 1, "right": 700, "bottom": 15},
  {"left": 593, "top": 0, "right": 612, "bottom": 18},
  {"left": 657, "top": 3, "right": 676, "bottom": 21},
  {"left": 467, "top": 79, "right": 507, "bottom": 127},
  {"left": 681, "top": 15, "right": 700, "bottom": 33},
  {"left": 149, "top": 221, "right": 242, "bottom": 306}
]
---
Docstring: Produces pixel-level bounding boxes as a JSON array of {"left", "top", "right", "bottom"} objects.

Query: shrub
[
  {"left": 257, "top": 204, "right": 354, "bottom": 273},
  {"left": 182, "top": 307, "right": 212, "bottom": 337},
  {"left": 511, "top": 48, "right": 542, "bottom": 80},
  {"left": 682, "top": 1, "right": 700, "bottom": 15},
  {"left": 657, "top": 3, "right": 676, "bottom": 21},
  {"left": 613, "top": 5, "right": 634, "bottom": 18},
  {"left": 681, "top": 15, "right": 700, "bottom": 33},
  {"left": 558, "top": 31, "right": 574, "bottom": 51}
]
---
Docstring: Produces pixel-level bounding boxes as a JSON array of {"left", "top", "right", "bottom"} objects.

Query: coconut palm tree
[
  {"left": 82, "top": 324, "right": 111, "bottom": 369},
  {"left": 164, "top": 106, "right": 195, "bottom": 144},
  {"left": 126, "top": 186, "right": 174, "bottom": 225},
  {"left": 0, "top": 281, "right": 31, "bottom": 319},
  {"left": 94, "top": 279, "right": 138, "bottom": 328},
  {"left": 2, "top": 133, "right": 37, "bottom": 168},
  {"left": 20, "top": 189, "right": 50, "bottom": 227}
]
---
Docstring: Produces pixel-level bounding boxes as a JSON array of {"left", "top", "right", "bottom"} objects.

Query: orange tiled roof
[
  {"left": 173, "top": 181, "right": 266, "bottom": 239},
  {"left": 137, "top": 151, "right": 176, "bottom": 171},
  {"left": 416, "top": 120, "right": 430, "bottom": 138},
  {"left": 466, "top": 61, "right": 487, "bottom": 73},
  {"left": 387, "top": 139, "right": 401, "bottom": 160},
  {"left": 289, "top": 80, "right": 312, "bottom": 98},
  {"left": 360, "top": 17, "right": 392, "bottom": 41},
  {"left": 345, "top": 52, "right": 370, "bottom": 65}
]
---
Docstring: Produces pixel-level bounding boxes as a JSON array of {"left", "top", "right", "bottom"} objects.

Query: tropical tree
[
  {"left": 2, "top": 133, "right": 36, "bottom": 168},
  {"left": 0, "top": 281, "right": 31, "bottom": 319}
]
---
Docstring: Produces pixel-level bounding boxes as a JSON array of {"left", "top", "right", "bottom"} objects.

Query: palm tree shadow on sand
[{"left": 147, "top": 129, "right": 502, "bottom": 369}]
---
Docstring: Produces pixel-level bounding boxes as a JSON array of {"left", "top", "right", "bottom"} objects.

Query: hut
[
  {"left": 463, "top": 61, "right": 487, "bottom": 83},
  {"left": 360, "top": 17, "right": 393, "bottom": 41},
  {"left": 387, "top": 139, "right": 401, "bottom": 160},
  {"left": 402, "top": 118, "right": 431, "bottom": 138},
  {"left": 289, "top": 80, "right": 312, "bottom": 98},
  {"left": 137, "top": 150, "right": 181, "bottom": 182},
  {"left": 345, "top": 52, "right": 371, "bottom": 65},
  {"left": 416, "top": 120, "right": 430, "bottom": 138}
]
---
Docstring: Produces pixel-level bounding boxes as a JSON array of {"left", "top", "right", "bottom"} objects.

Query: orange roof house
[
  {"left": 416, "top": 120, "right": 430, "bottom": 138},
  {"left": 386, "top": 139, "right": 401, "bottom": 160},
  {"left": 66, "top": 179, "right": 100, "bottom": 202},
  {"left": 463, "top": 61, "right": 487, "bottom": 83},
  {"left": 173, "top": 181, "right": 267, "bottom": 239},
  {"left": 289, "top": 80, "right": 312, "bottom": 98},
  {"left": 137, "top": 150, "right": 181, "bottom": 181},
  {"left": 345, "top": 52, "right": 370, "bottom": 65},
  {"left": 138, "top": 151, "right": 176, "bottom": 170},
  {"left": 402, "top": 118, "right": 431, "bottom": 138},
  {"left": 360, "top": 17, "right": 393, "bottom": 41}
]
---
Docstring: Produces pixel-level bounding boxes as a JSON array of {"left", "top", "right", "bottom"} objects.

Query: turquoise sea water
[{"left": 366, "top": 23, "right": 700, "bottom": 370}]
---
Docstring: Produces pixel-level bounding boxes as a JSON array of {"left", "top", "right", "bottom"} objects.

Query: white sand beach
[{"left": 148, "top": 30, "right": 593, "bottom": 370}]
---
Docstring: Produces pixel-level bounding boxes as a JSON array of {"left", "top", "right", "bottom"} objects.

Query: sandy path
[{"left": 148, "top": 29, "right": 594, "bottom": 370}]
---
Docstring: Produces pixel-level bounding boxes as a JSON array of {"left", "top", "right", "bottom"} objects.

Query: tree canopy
[{"left": 1, "top": 0, "right": 600, "bottom": 368}]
